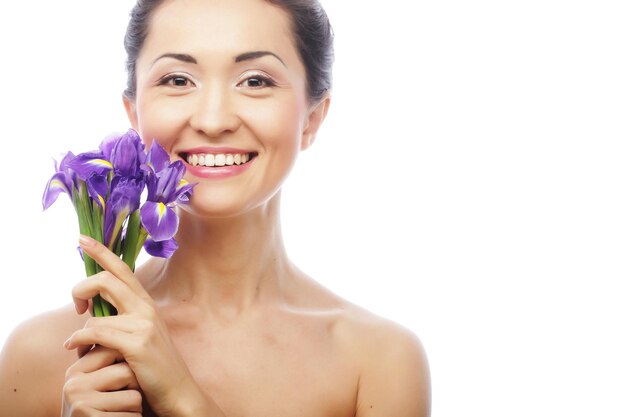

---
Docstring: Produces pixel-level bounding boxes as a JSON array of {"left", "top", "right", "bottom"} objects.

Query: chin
[{"left": 179, "top": 186, "right": 282, "bottom": 220}]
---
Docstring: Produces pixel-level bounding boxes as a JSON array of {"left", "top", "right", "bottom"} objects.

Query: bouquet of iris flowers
[{"left": 42, "top": 129, "right": 194, "bottom": 317}]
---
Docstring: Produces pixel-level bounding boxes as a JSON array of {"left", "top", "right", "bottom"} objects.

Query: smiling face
[{"left": 124, "top": 0, "right": 329, "bottom": 218}]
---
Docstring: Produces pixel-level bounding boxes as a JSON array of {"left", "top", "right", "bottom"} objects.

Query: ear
[
  {"left": 123, "top": 94, "right": 139, "bottom": 131},
  {"left": 300, "top": 95, "right": 331, "bottom": 151}
]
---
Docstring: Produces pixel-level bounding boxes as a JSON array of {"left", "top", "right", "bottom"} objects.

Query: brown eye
[
  {"left": 171, "top": 77, "right": 189, "bottom": 87},
  {"left": 158, "top": 74, "right": 195, "bottom": 88},
  {"left": 246, "top": 78, "right": 264, "bottom": 87},
  {"left": 238, "top": 74, "right": 275, "bottom": 89}
]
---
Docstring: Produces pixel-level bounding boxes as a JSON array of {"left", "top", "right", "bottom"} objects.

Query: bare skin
[
  {"left": 1, "top": 196, "right": 429, "bottom": 416},
  {"left": 0, "top": 0, "right": 430, "bottom": 415},
  {"left": 0, "top": 233, "right": 429, "bottom": 416},
  {"left": 0, "top": 231, "right": 430, "bottom": 417}
]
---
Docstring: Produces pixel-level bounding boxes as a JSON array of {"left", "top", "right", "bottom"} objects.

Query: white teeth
[
  {"left": 186, "top": 152, "right": 253, "bottom": 167},
  {"left": 215, "top": 154, "right": 226, "bottom": 166}
]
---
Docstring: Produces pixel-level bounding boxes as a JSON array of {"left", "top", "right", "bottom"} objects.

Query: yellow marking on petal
[
  {"left": 107, "top": 208, "right": 130, "bottom": 250},
  {"left": 157, "top": 202, "right": 166, "bottom": 221},
  {"left": 177, "top": 179, "right": 189, "bottom": 189},
  {"left": 88, "top": 159, "right": 113, "bottom": 168},
  {"left": 50, "top": 179, "right": 67, "bottom": 191}
]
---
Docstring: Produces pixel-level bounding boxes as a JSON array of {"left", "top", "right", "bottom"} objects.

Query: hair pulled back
[{"left": 123, "top": 0, "right": 334, "bottom": 104}]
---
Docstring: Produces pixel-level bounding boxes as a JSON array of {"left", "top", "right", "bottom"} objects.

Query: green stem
[
  {"left": 73, "top": 184, "right": 96, "bottom": 276},
  {"left": 73, "top": 181, "right": 116, "bottom": 317},
  {"left": 92, "top": 295, "right": 104, "bottom": 317},
  {"left": 121, "top": 210, "right": 148, "bottom": 272},
  {"left": 91, "top": 200, "right": 104, "bottom": 245}
]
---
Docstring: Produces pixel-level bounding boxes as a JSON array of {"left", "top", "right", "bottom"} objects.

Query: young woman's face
[{"left": 125, "top": 0, "right": 328, "bottom": 218}]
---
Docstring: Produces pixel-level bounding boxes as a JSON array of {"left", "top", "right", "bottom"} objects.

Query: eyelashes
[
  {"left": 155, "top": 72, "right": 277, "bottom": 90},
  {"left": 157, "top": 74, "right": 195, "bottom": 88},
  {"left": 238, "top": 74, "right": 277, "bottom": 89}
]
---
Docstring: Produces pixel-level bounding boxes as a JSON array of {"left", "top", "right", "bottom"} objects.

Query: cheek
[
  {"left": 135, "top": 96, "right": 190, "bottom": 153},
  {"left": 241, "top": 95, "right": 306, "bottom": 151}
]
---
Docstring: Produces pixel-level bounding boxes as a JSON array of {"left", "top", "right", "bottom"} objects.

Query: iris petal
[
  {"left": 147, "top": 162, "right": 186, "bottom": 204},
  {"left": 110, "top": 129, "right": 145, "bottom": 177},
  {"left": 103, "top": 177, "right": 144, "bottom": 247},
  {"left": 56, "top": 151, "right": 76, "bottom": 173},
  {"left": 68, "top": 152, "right": 113, "bottom": 180},
  {"left": 86, "top": 173, "right": 109, "bottom": 208},
  {"left": 139, "top": 201, "right": 179, "bottom": 241},
  {"left": 42, "top": 172, "right": 70, "bottom": 210},
  {"left": 144, "top": 237, "right": 178, "bottom": 258},
  {"left": 144, "top": 140, "right": 171, "bottom": 174},
  {"left": 99, "top": 133, "right": 120, "bottom": 161},
  {"left": 174, "top": 180, "right": 195, "bottom": 203}
]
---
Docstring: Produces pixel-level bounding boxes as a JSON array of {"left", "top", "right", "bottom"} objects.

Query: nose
[{"left": 189, "top": 84, "right": 242, "bottom": 138}]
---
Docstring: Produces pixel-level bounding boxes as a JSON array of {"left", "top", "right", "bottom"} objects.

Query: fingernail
[
  {"left": 79, "top": 235, "right": 96, "bottom": 248},
  {"left": 63, "top": 337, "right": 71, "bottom": 349}
]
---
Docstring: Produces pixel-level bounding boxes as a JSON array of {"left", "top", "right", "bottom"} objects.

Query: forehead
[{"left": 139, "top": 0, "right": 298, "bottom": 67}]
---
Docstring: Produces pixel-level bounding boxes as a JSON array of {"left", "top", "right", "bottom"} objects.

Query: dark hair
[{"left": 123, "top": 0, "right": 334, "bottom": 104}]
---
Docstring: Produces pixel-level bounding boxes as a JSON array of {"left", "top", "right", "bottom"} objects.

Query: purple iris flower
[
  {"left": 139, "top": 142, "right": 195, "bottom": 243},
  {"left": 142, "top": 140, "right": 195, "bottom": 200},
  {"left": 42, "top": 152, "right": 76, "bottom": 210},
  {"left": 43, "top": 130, "right": 194, "bottom": 317},
  {"left": 103, "top": 176, "right": 144, "bottom": 248},
  {"left": 67, "top": 130, "right": 145, "bottom": 183},
  {"left": 44, "top": 131, "right": 191, "bottom": 269},
  {"left": 108, "top": 130, "right": 146, "bottom": 178},
  {"left": 140, "top": 162, "right": 184, "bottom": 242}
]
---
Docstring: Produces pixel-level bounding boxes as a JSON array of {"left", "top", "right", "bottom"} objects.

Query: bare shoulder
[
  {"left": 334, "top": 304, "right": 431, "bottom": 417},
  {"left": 0, "top": 305, "right": 87, "bottom": 417},
  {"left": 286, "top": 270, "right": 430, "bottom": 416}
]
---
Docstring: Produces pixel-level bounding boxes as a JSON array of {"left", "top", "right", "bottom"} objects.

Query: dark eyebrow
[
  {"left": 151, "top": 53, "right": 197, "bottom": 67},
  {"left": 234, "top": 51, "right": 287, "bottom": 68},
  {"left": 151, "top": 51, "right": 286, "bottom": 68}
]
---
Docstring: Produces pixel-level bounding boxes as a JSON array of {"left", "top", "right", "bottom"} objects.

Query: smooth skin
[{"left": 0, "top": 0, "right": 430, "bottom": 415}]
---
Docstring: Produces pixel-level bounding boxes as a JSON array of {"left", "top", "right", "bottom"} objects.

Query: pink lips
[{"left": 180, "top": 147, "right": 256, "bottom": 180}]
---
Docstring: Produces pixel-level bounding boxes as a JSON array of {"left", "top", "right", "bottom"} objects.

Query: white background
[{"left": 1, "top": 1, "right": 625, "bottom": 416}]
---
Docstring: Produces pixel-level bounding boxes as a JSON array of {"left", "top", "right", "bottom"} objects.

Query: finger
[
  {"left": 90, "top": 362, "right": 140, "bottom": 392},
  {"left": 66, "top": 345, "right": 123, "bottom": 374},
  {"left": 84, "top": 316, "right": 140, "bottom": 333},
  {"left": 78, "top": 235, "right": 149, "bottom": 297},
  {"left": 72, "top": 271, "right": 142, "bottom": 315},
  {"left": 74, "top": 288, "right": 93, "bottom": 315},
  {"left": 76, "top": 317, "right": 141, "bottom": 357},
  {"left": 92, "top": 389, "right": 143, "bottom": 413},
  {"left": 78, "top": 343, "right": 95, "bottom": 359},
  {"left": 65, "top": 326, "right": 131, "bottom": 355}
]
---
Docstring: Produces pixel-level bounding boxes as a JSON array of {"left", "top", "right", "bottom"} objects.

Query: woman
[{"left": 0, "top": 0, "right": 430, "bottom": 415}]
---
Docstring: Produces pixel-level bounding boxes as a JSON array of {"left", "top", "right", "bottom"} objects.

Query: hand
[
  {"left": 64, "top": 235, "right": 219, "bottom": 417},
  {"left": 61, "top": 346, "right": 143, "bottom": 416}
]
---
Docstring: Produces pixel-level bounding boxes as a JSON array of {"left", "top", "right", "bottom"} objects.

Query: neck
[{"left": 143, "top": 193, "right": 291, "bottom": 315}]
